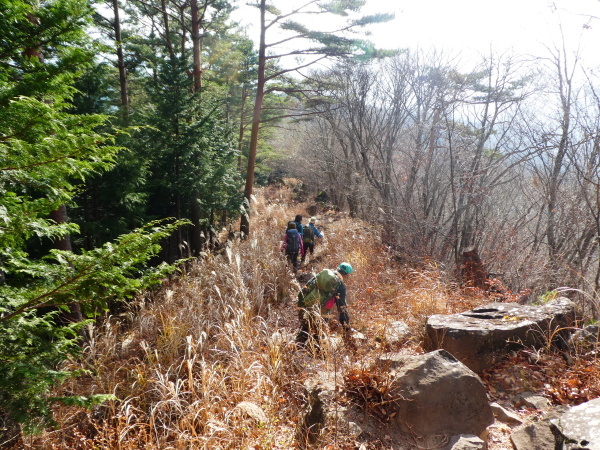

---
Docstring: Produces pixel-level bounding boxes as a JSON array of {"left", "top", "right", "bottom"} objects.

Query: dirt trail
[{"left": 266, "top": 196, "right": 538, "bottom": 450}]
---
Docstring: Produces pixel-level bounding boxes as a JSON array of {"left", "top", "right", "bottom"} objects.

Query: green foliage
[
  {"left": 0, "top": 0, "right": 190, "bottom": 433},
  {"left": 0, "top": 92, "right": 185, "bottom": 430},
  {"left": 537, "top": 291, "right": 558, "bottom": 304},
  {"left": 139, "top": 57, "right": 242, "bottom": 224},
  {"left": 0, "top": 92, "right": 185, "bottom": 431},
  {"left": 0, "top": 0, "right": 95, "bottom": 103},
  {"left": 0, "top": 311, "right": 81, "bottom": 434},
  {"left": 323, "top": 0, "right": 366, "bottom": 15},
  {"left": 273, "top": 2, "right": 394, "bottom": 60},
  {"left": 1, "top": 219, "right": 185, "bottom": 319},
  {"left": 69, "top": 60, "right": 152, "bottom": 248},
  {"left": 69, "top": 61, "right": 118, "bottom": 115}
]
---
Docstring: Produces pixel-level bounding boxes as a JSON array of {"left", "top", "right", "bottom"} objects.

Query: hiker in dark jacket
[
  {"left": 301, "top": 217, "right": 323, "bottom": 264},
  {"left": 296, "top": 262, "right": 353, "bottom": 346},
  {"left": 281, "top": 221, "right": 303, "bottom": 269},
  {"left": 294, "top": 214, "right": 304, "bottom": 237}
]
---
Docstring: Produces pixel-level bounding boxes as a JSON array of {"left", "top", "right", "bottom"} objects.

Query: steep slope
[{"left": 17, "top": 186, "right": 600, "bottom": 450}]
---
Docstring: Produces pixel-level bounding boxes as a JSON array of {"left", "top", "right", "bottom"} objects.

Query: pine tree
[{"left": 0, "top": 0, "right": 183, "bottom": 433}]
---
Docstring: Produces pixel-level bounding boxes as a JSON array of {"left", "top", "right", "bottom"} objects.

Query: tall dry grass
[{"left": 20, "top": 186, "right": 492, "bottom": 449}]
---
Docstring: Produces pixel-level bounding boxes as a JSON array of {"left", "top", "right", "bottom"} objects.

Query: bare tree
[
  {"left": 519, "top": 37, "right": 589, "bottom": 292},
  {"left": 296, "top": 50, "right": 540, "bottom": 281},
  {"left": 440, "top": 52, "right": 536, "bottom": 268}
]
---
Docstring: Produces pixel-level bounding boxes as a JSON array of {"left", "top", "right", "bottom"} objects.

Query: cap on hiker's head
[
  {"left": 338, "top": 262, "right": 353, "bottom": 275},
  {"left": 309, "top": 217, "right": 316, "bottom": 224}
]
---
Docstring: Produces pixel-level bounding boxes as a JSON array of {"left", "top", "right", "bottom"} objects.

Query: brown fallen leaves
[{"left": 482, "top": 349, "right": 600, "bottom": 407}]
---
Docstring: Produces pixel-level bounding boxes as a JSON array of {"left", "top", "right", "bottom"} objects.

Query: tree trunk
[
  {"left": 237, "top": 76, "right": 248, "bottom": 171},
  {"left": 49, "top": 205, "right": 83, "bottom": 323},
  {"left": 240, "top": 0, "right": 266, "bottom": 237},
  {"left": 191, "top": 0, "right": 202, "bottom": 93},
  {"left": 190, "top": 191, "right": 203, "bottom": 256},
  {"left": 161, "top": 0, "right": 175, "bottom": 60},
  {"left": 187, "top": 0, "right": 205, "bottom": 253},
  {"left": 112, "top": 0, "right": 129, "bottom": 122}
]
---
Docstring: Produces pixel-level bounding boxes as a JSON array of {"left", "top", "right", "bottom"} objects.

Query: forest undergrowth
[{"left": 13, "top": 186, "right": 600, "bottom": 450}]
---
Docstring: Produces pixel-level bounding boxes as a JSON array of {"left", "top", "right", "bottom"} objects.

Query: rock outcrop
[
  {"left": 551, "top": 397, "right": 600, "bottom": 449},
  {"left": 511, "top": 399, "right": 600, "bottom": 450},
  {"left": 424, "top": 297, "right": 577, "bottom": 372}
]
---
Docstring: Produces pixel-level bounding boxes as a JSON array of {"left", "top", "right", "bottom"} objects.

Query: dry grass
[{"left": 15, "top": 186, "right": 600, "bottom": 450}]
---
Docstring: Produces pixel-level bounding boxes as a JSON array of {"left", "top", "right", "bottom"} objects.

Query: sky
[
  {"left": 360, "top": 0, "right": 600, "bottom": 65},
  {"left": 232, "top": 0, "right": 600, "bottom": 68}
]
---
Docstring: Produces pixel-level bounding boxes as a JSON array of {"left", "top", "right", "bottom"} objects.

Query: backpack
[
  {"left": 285, "top": 228, "right": 300, "bottom": 253},
  {"left": 303, "top": 225, "right": 315, "bottom": 244},
  {"left": 297, "top": 269, "right": 341, "bottom": 308},
  {"left": 316, "top": 269, "right": 341, "bottom": 295}
]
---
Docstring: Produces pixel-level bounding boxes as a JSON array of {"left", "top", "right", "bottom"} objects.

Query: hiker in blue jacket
[
  {"left": 294, "top": 214, "right": 304, "bottom": 237},
  {"left": 301, "top": 217, "right": 323, "bottom": 264}
]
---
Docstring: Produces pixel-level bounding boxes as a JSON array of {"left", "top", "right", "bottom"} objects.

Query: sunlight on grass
[{"left": 23, "top": 186, "right": 600, "bottom": 449}]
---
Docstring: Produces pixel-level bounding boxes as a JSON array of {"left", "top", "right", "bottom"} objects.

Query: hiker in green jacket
[{"left": 296, "top": 262, "right": 353, "bottom": 346}]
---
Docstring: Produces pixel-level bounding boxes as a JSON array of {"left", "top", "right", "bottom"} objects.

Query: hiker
[
  {"left": 294, "top": 214, "right": 304, "bottom": 237},
  {"left": 281, "top": 220, "right": 303, "bottom": 269},
  {"left": 296, "top": 262, "right": 353, "bottom": 346},
  {"left": 301, "top": 217, "right": 323, "bottom": 264}
]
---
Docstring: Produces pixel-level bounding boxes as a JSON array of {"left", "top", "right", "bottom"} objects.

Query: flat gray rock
[
  {"left": 511, "top": 421, "right": 556, "bottom": 450},
  {"left": 490, "top": 402, "right": 522, "bottom": 425},
  {"left": 385, "top": 320, "right": 411, "bottom": 346},
  {"left": 444, "top": 434, "right": 486, "bottom": 450},
  {"left": 424, "top": 298, "right": 576, "bottom": 372},
  {"left": 514, "top": 391, "right": 552, "bottom": 410}
]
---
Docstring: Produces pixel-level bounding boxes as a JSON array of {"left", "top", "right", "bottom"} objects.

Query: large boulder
[
  {"left": 424, "top": 297, "right": 576, "bottom": 372},
  {"left": 301, "top": 351, "right": 494, "bottom": 448},
  {"left": 386, "top": 349, "right": 494, "bottom": 437}
]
